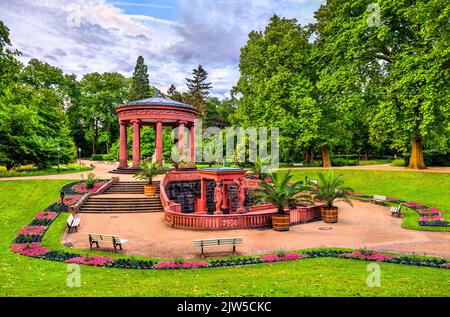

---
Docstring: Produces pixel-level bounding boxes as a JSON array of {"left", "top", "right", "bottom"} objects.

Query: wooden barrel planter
[
  {"left": 144, "top": 184, "right": 158, "bottom": 196},
  {"left": 272, "top": 214, "right": 290, "bottom": 231},
  {"left": 321, "top": 206, "right": 338, "bottom": 223}
]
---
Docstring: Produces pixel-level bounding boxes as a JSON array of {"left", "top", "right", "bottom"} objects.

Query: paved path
[
  {"left": 65, "top": 199, "right": 450, "bottom": 259},
  {"left": 0, "top": 161, "right": 137, "bottom": 181}
]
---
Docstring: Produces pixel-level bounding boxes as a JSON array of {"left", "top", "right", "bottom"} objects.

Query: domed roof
[{"left": 124, "top": 91, "right": 194, "bottom": 109}]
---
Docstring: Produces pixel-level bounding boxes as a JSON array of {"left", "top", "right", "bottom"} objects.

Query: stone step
[
  {"left": 88, "top": 198, "right": 160, "bottom": 202},
  {"left": 81, "top": 205, "right": 162, "bottom": 209},
  {"left": 84, "top": 201, "right": 161, "bottom": 207},
  {"left": 79, "top": 207, "right": 162, "bottom": 212},
  {"left": 78, "top": 209, "right": 162, "bottom": 214}
]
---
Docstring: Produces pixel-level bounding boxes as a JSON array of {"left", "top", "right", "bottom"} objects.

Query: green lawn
[
  {"left": 289, "top": 169, "right": 450, "bottom": 232},
  {"left": 0, "top": 179, "right": 449, "bottom": 296},
  {"left": 0, "top": 164, "right": 92, "bottom": 178}
]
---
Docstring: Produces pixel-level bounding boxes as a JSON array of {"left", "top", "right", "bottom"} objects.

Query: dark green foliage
[
  {"left": 129, "top": 56, "right": 150, "bottom": 101},
  {"left": 185, "top": 65, "right": 212, "bottom": 116},
  {"left": 44, "top": 202, "right": 68, "bottom": 213}
]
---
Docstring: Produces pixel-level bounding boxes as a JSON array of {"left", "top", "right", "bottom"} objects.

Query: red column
[
  {"left": 132, "top": 120, "right": 141, "bottom": 167},
  {"left": 155, "top": 120, "right": 163, "bottom": 163},
  {"left": 190, "top": 123, "right": 195, "bottom": 162},
  {"left": 119, "top": 121, "right": 128, "bottom": 168},
  {"left": 178, "top": 121, "right": 186, "bottom": 159}
]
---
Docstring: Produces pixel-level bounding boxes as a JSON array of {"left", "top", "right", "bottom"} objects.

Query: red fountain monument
[{"left": 112, "top": 93, "right": 322, "bottom": 230}]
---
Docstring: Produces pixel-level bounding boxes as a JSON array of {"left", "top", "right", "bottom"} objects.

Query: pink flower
[
  {"left": 419, "top": 208, "right": 441, "bottom": 215},
  {"left": 420, "top": 215, "right": 444, "bottom": 222},
  {"left": 181, "top": 261, "right": 209, "bottom": 269},
  {"left": 349, "top": 192, "right": 365, "bottom": 197},
  {"left": 63, "top": 195, "right": 81, "bottom": 206},
  {"left": 444, "top": 263, "right": 450, "bottom": 269},
  {"left": 18, "top": 225, "right": 46, "bottom": 236},
  {"left": 34, "top": 211, "right": 57, "bottom": 220},
  {"left": 340, "top": 251, "right": 396, "bottom": 262},
  {"left": 386, "top": 197, "right": 398, "bottom": 201},
  {"left": 154, "top": 261, "right": 209, "bottom": 269},
  {"left": 66, "top": 255, "right": 112, "bottom": 266},
  {"left": 260, "top": 252, "right": 304, "bottom": 263},
  {"left": 404, "top": 202, "right": 424, "bottom": 207},
  {"left": 11, "top": 243, "right": 49, "bottom": 256},
  {"left": 72, "top": 182, "right": 106, "bottom": 193}
]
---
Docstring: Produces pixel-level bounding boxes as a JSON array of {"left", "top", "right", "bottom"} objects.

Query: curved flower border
[
  {"left": 347, "top": 192, "right": 449, "bottom": 227},
  {"left": 9, "top": 183, "right": 450, "bottom": 270}
]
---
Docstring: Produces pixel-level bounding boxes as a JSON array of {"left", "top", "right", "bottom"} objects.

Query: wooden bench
[
  {"left": 194, "top": 237, "right": 243, "bottom": 258},
  {"left": 86, "top": 233, "right": 128, "bottom": 253},
  {"left": 66, "top": 213, "right": 81, "bottom": 233},
  {"left": 390, "top": 203, "right": 403, "bottom": 217},
  {"left": 372, "top": 195, "right": 387, "bottom": 205}
]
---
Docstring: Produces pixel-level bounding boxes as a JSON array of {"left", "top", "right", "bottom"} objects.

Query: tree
[
  {"left": 185, "top": 65, "right": 212, "bottom": 116},
  {"left": 232, "top": 15, "right": 320, "bottom": 163},
  {"left": 166, "top": 84, "right": 183, "bottom": 102},
  {"left": 77, "top": 72, "right": 130, "bottom": 155},
  {"left": 129, "top": 56, "right": 151, "bottom": 101},
  {"left": 314, "top": 0, "right": 450, "bottom": 169}
]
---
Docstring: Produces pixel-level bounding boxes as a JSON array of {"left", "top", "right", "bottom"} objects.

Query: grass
[
  {"left": 288, "top": 169, "right": 450, "bottom": 232},
  {"left": 0, "top": 179, "right": 449, "bottom": 296},
  {"left": 0, "top": 164, "right": 92, "bottom": 178}
]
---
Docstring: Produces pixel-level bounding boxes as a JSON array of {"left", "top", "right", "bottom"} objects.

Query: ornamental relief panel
[{"left": 118, "top": 109, "right": 197, "bottom": 121}]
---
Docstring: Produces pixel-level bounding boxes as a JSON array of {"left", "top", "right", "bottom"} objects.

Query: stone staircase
[
  {"left": 78, "top": 181, "right": 163, "bottom": 213},
  {"left": 104, "top": 181, "right": 148, "bottom": 194}
]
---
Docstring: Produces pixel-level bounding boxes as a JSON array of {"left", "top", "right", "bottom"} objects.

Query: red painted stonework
[{"left": 115, "top": 101, "right": 198, "bottom": 168}]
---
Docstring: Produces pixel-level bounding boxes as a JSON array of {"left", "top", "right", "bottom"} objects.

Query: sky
[{"left": 0, "top": 0, "right": 324, "bottom": 97}]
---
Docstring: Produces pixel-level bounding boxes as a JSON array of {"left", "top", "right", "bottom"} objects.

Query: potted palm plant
[
  {"left": 134, "top": 159, "right": 164, "bottom": 196},
  {"left": 314, "top": 172, "right": 353, "bottom": 223},
  {"left": 253, "top": 170, "right": 312, "bottom": 231}
]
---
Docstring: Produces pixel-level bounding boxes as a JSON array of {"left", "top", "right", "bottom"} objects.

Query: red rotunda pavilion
[{"left": 112, "top": 92, "right": 199, "bottom": 173}]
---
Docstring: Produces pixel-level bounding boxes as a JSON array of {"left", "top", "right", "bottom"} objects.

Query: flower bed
[
  {"left": 260, "top": 252, "right": 304, "bottom": 262},
  {"left": 72, "top": 181, "right": 106, "bottom": 194},
  {"left": 18, "top": 225, "right": 47, "bottom": 236},
  {"left": 346, "top": 192, "right": 449, "bottom": 227},
  {"left": 62, "top": 195, "right": 82, "bottom": 206},
  {"left": 9, "top": 183, "right": 450, "bottom": 271},
  {"left": 11, "top": 243, "right": 49, "bottom": 256},
  {"left": 154, "top": 261, "right": 209, "bottom": 269},
  {"left": 340, "top": 251, "right": 396, "bottom": 262},
  {"left": 66, "top": 255, "right": 113, "bottom": 266}
]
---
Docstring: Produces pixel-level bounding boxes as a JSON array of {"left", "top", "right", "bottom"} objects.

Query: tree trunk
[
  {"left": 304, "top": 147, "right": 313, "bottom": 164},
  {"left": 320, "top": 146, "right": 332, "bottom": 168},
  {"left": 407, "top": 135, "right": 426, "bottom": 169},
  {"left": 364, "top": 148, "right": 369, "bottom": 161}
]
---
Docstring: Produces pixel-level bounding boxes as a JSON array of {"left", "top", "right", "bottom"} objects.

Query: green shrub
[
  {"left": 304, "top": 161, "right": 322, "bottom": 167},
  {"left": 84, "top": 173, "right": 98, "bottom": 189},
  {"left": 0, "top": 166, "right": 6, "bottom": 173},
  {"left": 331, "top": 158, "right": 358, "bottom": 166},
  {"left": 391, "top": 159, "right": 406, "bottom": 167},
  {"left": 90, "top": 154, "right": 108, "bottom": 161}
]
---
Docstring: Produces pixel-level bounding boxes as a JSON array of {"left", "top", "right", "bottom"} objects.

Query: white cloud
[{"left": 0, "top": 0, "right": 323, "bottom": 97}]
